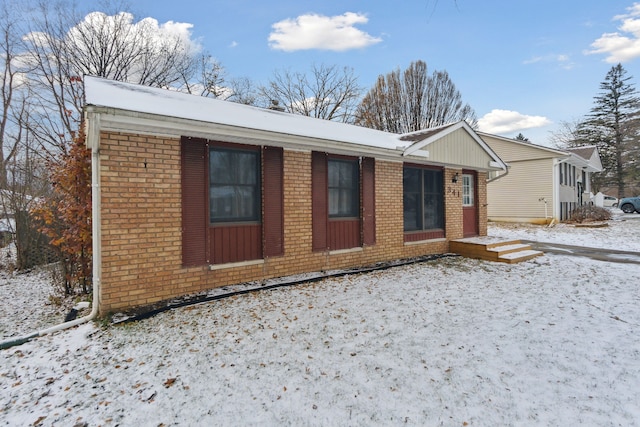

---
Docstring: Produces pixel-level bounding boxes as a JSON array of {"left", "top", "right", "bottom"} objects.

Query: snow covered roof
[
  {"left": 565, "top": 146, "right": 603, "bottom": 173},
  {"left": 83, "top": 76, "right": 506, "bottom": 171},
  {"left": 84, "top": 76, "right": 404, "bottom": 151}
]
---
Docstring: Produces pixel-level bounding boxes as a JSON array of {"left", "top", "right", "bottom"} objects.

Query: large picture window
[
  {"left": 209, "top": 147, "right": 261, "bottom": 223},
  {"left": 328, "top": 159, "right": 359, "bottom": 218},
  {"left": 403, "top": 166, "right": 444, "bottom": 232}
]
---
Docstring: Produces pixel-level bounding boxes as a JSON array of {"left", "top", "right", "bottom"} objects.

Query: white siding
[
  {"left": 480, "top": 134, "right": 564, "bottom": 162},
  {"left": 488, "top": 158, "right": 555, "bottom": 222}
]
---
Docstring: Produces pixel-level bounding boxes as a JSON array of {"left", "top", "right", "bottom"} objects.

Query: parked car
[
  {"left": 619, "top": 195, "right": 640, "bottom": 213},
  {"left": 603, "top": 195, "right": 618, "bottom": 207}
]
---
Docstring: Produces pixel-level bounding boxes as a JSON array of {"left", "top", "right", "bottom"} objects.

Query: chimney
[{"left": 268, "top": 100, "right": 285, "bottom": 112}]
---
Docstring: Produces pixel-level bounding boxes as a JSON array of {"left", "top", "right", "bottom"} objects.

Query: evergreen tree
[{"left": 576, "top": 64, "right": 640, "bottom": 197}]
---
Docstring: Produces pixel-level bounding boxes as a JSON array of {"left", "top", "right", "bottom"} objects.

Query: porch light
[{"left": 452, "top": 172, "right": 459, "bottom": 183}]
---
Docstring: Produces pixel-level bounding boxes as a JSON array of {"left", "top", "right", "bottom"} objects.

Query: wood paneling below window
[
  {"left": 210, "top": 224, "right": 262, "bottom": 264},
  {"left": 404, "top": 229, "right": 445, "bottom": 242},
  {"left": 328, "top": 218, "right": 360, "bottom": 250}
]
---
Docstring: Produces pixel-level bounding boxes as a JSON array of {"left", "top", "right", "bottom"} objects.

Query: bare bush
[{"left": 567, "top": 205, "right": 612, "bottom": 223}]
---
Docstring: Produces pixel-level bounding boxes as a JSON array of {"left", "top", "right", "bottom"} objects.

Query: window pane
[
  {"left": 403, "top": 168, "right": 421, "bottom": 192},
  {"left": 403, "top": 166, "right": 443, "bottom": 232},
  {"left": 328, "top": 159, "right": 358, "bottom": 217},
  {"left": 424, "top": 170, "right": 444, "bottom": 229},
  {"left": 423, "top": 193, "right": 442, "bottom": 229},
  {"left": 211, "top": 150, "right": 258, "bottom": 185},
  {"left": 403, "top": 192, "right": 421, "bottom": 231},
  {"left": 463, "top": 174, "right": 474, "bottom": 207},
  {"left": 210, "top": 148, "right": 260, "bottom": 222}
]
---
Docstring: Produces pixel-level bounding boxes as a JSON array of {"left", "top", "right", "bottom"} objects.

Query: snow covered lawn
[{"left": 1, "top": 215, "right": 640, "bottom": 426}]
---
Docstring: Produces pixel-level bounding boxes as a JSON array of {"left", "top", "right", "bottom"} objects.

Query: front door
[{"left": 462, "top": 172, "right": 478, "bottom": 237}]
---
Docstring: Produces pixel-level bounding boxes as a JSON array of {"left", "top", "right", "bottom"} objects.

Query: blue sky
[{"left": 114, "top": 0, "right": 639, "bottom": 146}]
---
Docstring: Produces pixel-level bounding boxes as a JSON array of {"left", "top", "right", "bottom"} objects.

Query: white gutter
[{"left": 0, "top": 114, "right": 102, "bottom": 350}]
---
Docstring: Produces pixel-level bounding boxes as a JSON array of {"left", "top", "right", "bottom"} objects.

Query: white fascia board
[
  {"left": 404, "top": 150, "right": 429, "bottom": 158},
  {"left": 559, "top": 153, "right": 602, "bottom": 172}
]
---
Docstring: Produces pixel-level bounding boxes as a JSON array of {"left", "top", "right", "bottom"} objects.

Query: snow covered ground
[{"left": 1, "top": 211, "right": 640, "bottom": 426}]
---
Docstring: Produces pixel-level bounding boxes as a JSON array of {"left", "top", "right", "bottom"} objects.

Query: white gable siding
[{"left": 422, "top": 128, "right": 495, "bottom": 169}]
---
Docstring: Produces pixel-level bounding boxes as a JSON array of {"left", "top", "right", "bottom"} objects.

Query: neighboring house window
[
  {"left": 209, "top": 148, "right": 260, "bottom": 222},
  {"left": 328, "top": 159, "right": 359, "bottom": 217},
  {"left": 560, "top": 163, "right": 577, "bottom": 187},
  {"left": 462, "top": 174, "right": 474, "bottom": 207},
  {"left": 312, "top": 152, "right": 375, "bottom": 251},
  {"left": 403, "top": 165, "right": 444, "bottom": 241},
  {"left": 181, "top": 138, "right": 284, "bottom": 266},
  {"left": 561, "top": 201, "right": 577, "bottom": 221}
]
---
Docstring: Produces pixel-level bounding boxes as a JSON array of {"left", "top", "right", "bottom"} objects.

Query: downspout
[
  {"left": 0, "top": 111, "right": 102, "bottom": 350},
  {"left": 487, "top": 164, "right": 510, "bottom": 183}
]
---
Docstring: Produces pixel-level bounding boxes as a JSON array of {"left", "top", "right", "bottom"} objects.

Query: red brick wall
[{"left": 97, "top": 132, "right": 485, "bottom": 313}]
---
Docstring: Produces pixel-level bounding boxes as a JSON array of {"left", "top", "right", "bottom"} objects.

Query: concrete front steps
[{"left": 450, "top": 236, "right": 544, "bottom": 264}]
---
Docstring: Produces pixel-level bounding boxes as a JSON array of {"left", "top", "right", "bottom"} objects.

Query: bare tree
[
  {"left": 355, "top": 60, "right": 477, "bottom": 133},
  {"left": 21, "top": 0, "right": 214, "bottom": 154},
  {"left": 9, "top": 0, "right": 226, "bottom": 288},
  {"left": 260, "top": 64, "right": 362, "bottom": 123},
  {"left": 549, "top": 119, "right": 587, "bottom": 149},
  {"left": 0, "top": 1, "right": 28, "bottom": 188},
  {"left": 224, "top": 76, "right": 260, "bottom": 106},
  {"left": 179, "top": 53, "right": 225, "bottom": 98},
  {"left": 1, "top": 127, "right": 52, "bottom": 271}
]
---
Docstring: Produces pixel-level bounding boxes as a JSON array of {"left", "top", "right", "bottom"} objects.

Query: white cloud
[
  {"left": 478, "top": 109, "right": 552, "bottom": 134},
  {"left": 268, "top": 12, "right": 382, "bottom": 52},
  {"left": 586, "top": 2, "right": 640, "bottom": 63},
  {"left": 523, "top": 54, "right": 574, "bottom": 70}
]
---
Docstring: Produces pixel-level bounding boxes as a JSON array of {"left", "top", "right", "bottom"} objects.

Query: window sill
[
  {"left": 209, "top": 259, "right": 264, "bottom": 271},
  {"left": 329, "top": 247, "right": 363, "bottom": 256},
  {"left": 404, "top": 237, "right": 446, "bottom": 246}
]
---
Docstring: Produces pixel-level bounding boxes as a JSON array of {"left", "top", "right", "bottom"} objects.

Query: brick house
[{"left": 83, "top": 76, "right": 507, "bottom": 314}]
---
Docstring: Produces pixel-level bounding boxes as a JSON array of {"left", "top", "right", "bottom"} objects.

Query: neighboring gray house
[{"left": 480, "top": 132, "right": 602, "bottom": 223}]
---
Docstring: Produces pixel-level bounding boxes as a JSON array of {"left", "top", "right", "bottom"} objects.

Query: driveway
[{"left": 523, "top": 240, "right": 640, "bottom": 265}]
